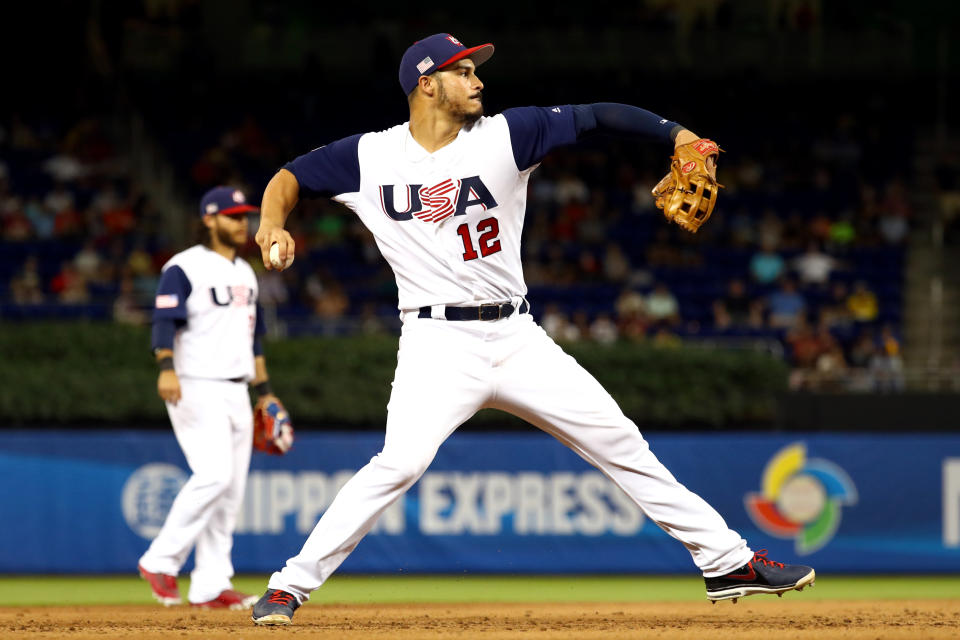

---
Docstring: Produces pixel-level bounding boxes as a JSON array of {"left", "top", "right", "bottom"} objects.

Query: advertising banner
[{"left": 2, "top": 431, "right": 958, "bottom": 573}]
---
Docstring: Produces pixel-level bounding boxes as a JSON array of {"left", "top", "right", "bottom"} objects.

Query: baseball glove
[
  {"left": 652, "top": 138, "right": 723, "bottom": 233},
  {"left": 253, "top": 397, "right": 294, "bottom": 455}
]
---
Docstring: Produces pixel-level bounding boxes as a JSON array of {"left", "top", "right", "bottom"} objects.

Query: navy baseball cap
[
  {"left": 399, "top": 33, "right": 494, "bottom": 95},
  {"left": 199, "top": 186, "right": 258, "bottom": 217}
]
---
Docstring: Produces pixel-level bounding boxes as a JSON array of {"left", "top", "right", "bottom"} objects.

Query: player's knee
[
  {"left": 375, "top": 452, "right": 432, "bottom": 486},
  {"left": 191, "top": 470, "right": 233, "bottom": 499}
]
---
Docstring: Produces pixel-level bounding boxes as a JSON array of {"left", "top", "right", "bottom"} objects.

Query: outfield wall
[{"left": 2, "top": 431, "right": 958, "bottom": 573}]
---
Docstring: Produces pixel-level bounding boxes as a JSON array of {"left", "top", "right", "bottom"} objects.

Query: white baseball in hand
[{"left": 269, "top": 242, "right": 294, "bottom": 270}]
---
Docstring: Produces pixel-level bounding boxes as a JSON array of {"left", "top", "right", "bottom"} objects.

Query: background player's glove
[
  {"left": 652, "top": 138, "right": 723, "bottom": 233},
  {"left": 253, "top": 397, "right": 294, "bottom": 455}
]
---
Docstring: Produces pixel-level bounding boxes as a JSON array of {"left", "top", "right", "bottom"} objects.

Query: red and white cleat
[
  {"left": 191, "top": 589, "right": 259, "bottom": 610},
  {"left": 138, "top": 564, "right": 181, "bottom": 606}
]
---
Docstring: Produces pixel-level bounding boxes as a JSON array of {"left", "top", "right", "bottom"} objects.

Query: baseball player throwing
[
  {"left": 138, "top": 186, "right": 276, "bottom": 609},
  {"left": 251, "top": 34, "right": 814, "bottom": 625}
]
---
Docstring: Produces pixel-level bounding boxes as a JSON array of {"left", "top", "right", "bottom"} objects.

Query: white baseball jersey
[
  {"left": 143, "top": 243, "right": 262, "bottom": 603},
  {"left": 267, "top": 108, "right": 754, "bottom": 602},
  {"left": 284, "top": 106, "right": 578, "bottom": 311},
  {"left": 152, "top": 245, "right": 261, "bottom": 380}
]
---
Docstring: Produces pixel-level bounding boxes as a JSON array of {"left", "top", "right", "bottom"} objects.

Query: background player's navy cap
[
  {"left": 199, "top": 186, "right": 258, "bottom": 216},
  {"left": 399, "top": 33, "right": 494, "bottom": 95}
]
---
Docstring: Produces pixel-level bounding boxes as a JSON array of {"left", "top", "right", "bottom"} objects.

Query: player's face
[
  {"left": 210, "top": 213, "right": 249, "bottom": 249},
  {"left": 436, "top": 60, "right": 484, "bottom": 125}
]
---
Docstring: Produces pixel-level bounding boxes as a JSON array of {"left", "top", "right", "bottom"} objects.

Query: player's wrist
[
  {"left": 157, "top": 356, "right": 174, "bottom": 371},
  {"left": 253, "top": 380, "right": 273, "bottom": 396}
]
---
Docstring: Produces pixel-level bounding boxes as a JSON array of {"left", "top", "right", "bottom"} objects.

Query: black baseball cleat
[
  {"left": 251, "top": 588, "right": 301, "bottom": 626},
  {"left": 705, "top": 550, "right": 815, "bottom": 603}
]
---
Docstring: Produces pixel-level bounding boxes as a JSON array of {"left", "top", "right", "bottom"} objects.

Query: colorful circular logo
[{"left": 745, "top": 443, "right": 857, "bottom": 554}]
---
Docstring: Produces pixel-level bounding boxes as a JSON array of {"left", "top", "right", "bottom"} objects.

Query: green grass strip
[{"left": 0, "top": 575, "right": 958, "bottom": 607}]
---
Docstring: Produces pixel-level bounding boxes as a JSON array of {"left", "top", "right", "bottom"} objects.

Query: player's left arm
[
  {"left": 503, "top": 103, "right": 714, "bottom": 177},
  {"left": 572, "top": 103, "right": 716, "bottom": 177}
]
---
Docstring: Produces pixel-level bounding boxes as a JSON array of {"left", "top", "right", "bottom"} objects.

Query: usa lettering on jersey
[
  {"left": 379, "top": 175, "right": 498, "bottom": 223},
  {"left": 210, "top": 285, "right": 256, "bottom": 307}
]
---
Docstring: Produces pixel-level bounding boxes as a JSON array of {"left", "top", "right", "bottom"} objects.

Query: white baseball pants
[
  {"left": 138, "top": 378, "right": 253, "bottom": 603},
  {"left": 269, "top": 310, "right": 752, "bottom": 602}
]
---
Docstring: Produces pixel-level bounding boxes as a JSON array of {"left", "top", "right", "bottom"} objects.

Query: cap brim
[
  {"left": 215, "top": 204, "right": 258, "bottom": 215},
  {"left": 438, "top": 43, "right": 494, "bottom": 71}
]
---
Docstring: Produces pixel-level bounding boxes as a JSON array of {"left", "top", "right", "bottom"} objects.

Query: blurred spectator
[
  {"left": 757, "top": 210, "right": 783, "bottom": 248},
  {"left": 828, "top": 212, "right": 856, "bottom": 250},
  {"left": 24, "top": 197, "right": 55, "bottom": 239},
  {"left": 646, "top": 283, "right": 681, "bottom": 327},
  {"left": 712, "top": 278, "right": 762, "bottom": 329},
  {"left": 878, "top": 209, "right": 909, "bottom": 245},
  {"left": 113, "top": 274, "right": 148, "bottom": 325},
  {"left": 305, "top": 269, "right": 349, "bottom": 319},
  {"left": 812, "top": 321, "right": 847, "bottom": 390},
  {"left": 870, "top": 325, "right": 905, "bottom": 391},
  {"left": 554, "top": 171, "right": 588, "bottom": 205},
  {"left": 44, "top": 182, "right": 75, "bottom": 215},
  {"left": 749, "top": 237, "right": 785, "bottom": 284},
  {"left": 314, "top": 282, "right": 349, "bottom": 319},
  {"left": 127, "top": 244, "right": 159, "bottom": 302},
  {"left": 570, "top": 310, "right": 592, "bottom": 340},
  {"left": 819, "top": 282, "right": 854, "bottom": 329},
  {"left": 73, "top": 240, "right": 104, "bottom": 284},
  {"left": 2, "top": 199, "right": 31, "bottom": 240},
  {"left": 847, "top": 281, "right": 879, "bottom": 323},
  {"left": 848, "top": 329, "right": 877, "bottom": 368},
  {"left": 792, "top": 241, "right": 838, "bottom": 288},
  {"left": 808, "top": 210, "right": 832, "bottom": 244},
  {"left": 10, "top": 256, "right": 45, "bottom": 304},
  {"left": 50, "top": 261, "right": 90, "bottom": 304},
  {"left": 542, "top": 303, "right": 579, "bottom": 342},
  {"left": 614, "top": 288, "right": 649, "bottom": 341},
  {"left": 601, "top": 243, "right": 630, "bottom": 282},
  {"left": 766, "top": 279, "right": 806, "bottom": 329},
  {"left": 726, "top": 207, "right": 755, "bottom": 247},
  {"left": 786, "top": 318, "right": 825, "bottom": 369},
  {"left": 589, "top": 313, "right": 618, "bottom": 344}
]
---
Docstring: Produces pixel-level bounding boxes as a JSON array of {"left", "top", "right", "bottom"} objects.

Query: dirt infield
[{"left": 3, "top": 600, "right": 959, "bottom": 639}]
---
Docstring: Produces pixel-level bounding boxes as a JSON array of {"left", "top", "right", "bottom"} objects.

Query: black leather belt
[
  {"left": 418, "top": 300, "right": 529, "bottom": 321},
  {"left": 228, "top": 377, "right": 245, "bottom": 383}
]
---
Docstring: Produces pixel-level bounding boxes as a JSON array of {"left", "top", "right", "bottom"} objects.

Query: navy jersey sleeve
[
  {"left": 572, "top": 103, "right": 680, "bottom": 143},
  {"left": 283, "top": 133, "right": 362, "bottom": 198},
  {"left": 151, "top": 265, "right": 191, "bottom": 350},
  {"left": 502, "top": 106, "right": 578, "bottom": 172},
  {"left": 253, "top": 303, "right": 266, "bottom": 356}
]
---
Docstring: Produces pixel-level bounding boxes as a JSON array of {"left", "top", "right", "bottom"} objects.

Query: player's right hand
[
  {"left": 157, "top": 370, "right": 182, "bottom": 405},
  {"left": 255, "top": 225, "right": 295, "bottom": 271}
]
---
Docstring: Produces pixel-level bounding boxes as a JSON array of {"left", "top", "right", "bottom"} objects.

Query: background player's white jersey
[
  {"left": 154, "top": 245, "right": 259, "bottom": 380},
  {"left": 285, "top": 106, "right": 577, "bottom": 311}
]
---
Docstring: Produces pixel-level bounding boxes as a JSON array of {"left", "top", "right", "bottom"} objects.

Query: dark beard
[
  {"left": 214, "top": 222, "right": 242, "bottom": 249},
  {"left": 438, "top": 82, "right": 483, "bottom": 126}
]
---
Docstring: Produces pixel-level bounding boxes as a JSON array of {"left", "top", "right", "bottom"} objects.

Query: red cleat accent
[
  {"left": 191, "top": 589, "right": 259, "bottom": 610},
  {"left": 138, "top": 564, "right": 180, "bottom": 606}
]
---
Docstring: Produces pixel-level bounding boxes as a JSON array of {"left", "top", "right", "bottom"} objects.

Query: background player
[
  {"left": 137, "top": 186, "right": 277, "bottom": 609},
  {"left": 250, "top": 34, "right": 814, "bottom": 625}
]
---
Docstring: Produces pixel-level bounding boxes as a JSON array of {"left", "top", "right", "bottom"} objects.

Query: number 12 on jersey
[{"left": 457, "top": 217, "right": 502, "bottom": 261}]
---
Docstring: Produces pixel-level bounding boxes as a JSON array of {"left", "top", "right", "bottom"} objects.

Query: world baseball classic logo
[{"left": 744, "top": 443, "right": 857, "bottom": 554}]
